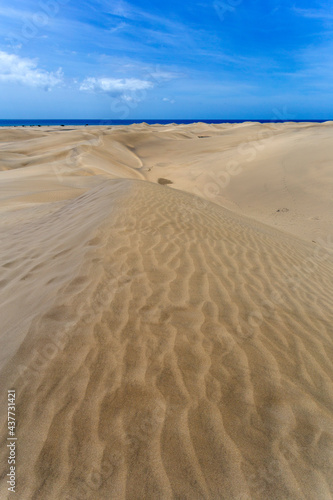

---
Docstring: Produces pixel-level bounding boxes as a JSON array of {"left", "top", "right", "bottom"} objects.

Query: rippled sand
[{"left": 0, "top": 122, "right": 333, "bottom": 499}]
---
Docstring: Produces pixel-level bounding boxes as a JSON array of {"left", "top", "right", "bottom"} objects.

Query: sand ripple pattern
[{"left": 0, "top": 178, "right": 332, "bottom": 499}]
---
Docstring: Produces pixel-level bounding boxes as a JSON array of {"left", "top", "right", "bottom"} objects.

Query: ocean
[{"left": 0, "top": 119, "right": 330, "bottom": 127}]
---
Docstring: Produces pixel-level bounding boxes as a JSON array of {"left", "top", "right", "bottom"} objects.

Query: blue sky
[{"left": 0, "top": 0, "right": 332, "bottom": 119}]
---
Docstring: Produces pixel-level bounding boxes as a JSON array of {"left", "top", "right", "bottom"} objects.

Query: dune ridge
[
  {"left": 0, "top": 123, "right": 333, "bottom": 499},
  {"left": 1, "top": 121, "right": 332, "bottom": 241}
]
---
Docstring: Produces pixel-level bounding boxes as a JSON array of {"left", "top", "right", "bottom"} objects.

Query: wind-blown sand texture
[{"left": 0, "top": 122, "right": 333, "bottom": 500}]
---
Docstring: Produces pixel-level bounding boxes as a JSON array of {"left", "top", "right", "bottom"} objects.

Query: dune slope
[{"left": 0, "top": 174, "right": 333, "bottom": 499}]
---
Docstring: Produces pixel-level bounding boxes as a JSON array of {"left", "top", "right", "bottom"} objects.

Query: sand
[{"left": 0, "top": 122, "right": 332, "bottom": 499}]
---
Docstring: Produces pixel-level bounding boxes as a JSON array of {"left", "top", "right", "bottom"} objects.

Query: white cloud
[
  {"left": 150, "top": 70, "right": 182, "bottom": 81},
  {"left": 163, "top": 97, "right": 175, "bottom": 104},
  {"left": 0, "top": 6, "right": 32, "bottom": 20},
  {"left": 0, "top": 51, "right": 63, "bottom": 89},
  {"left": 105, "top": 0, "right": 132, "bottom": 19},
  {"left": 293, "top": 7, "right": 333, "bottom": 20},
  {"left": 79, "top": 77, "right": 154, "bottom": 101},
  {"left": 108, "top": 22, "right": 128, "bottom": 33}
]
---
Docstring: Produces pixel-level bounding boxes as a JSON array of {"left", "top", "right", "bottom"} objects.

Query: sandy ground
[{"left": 0, "top": 122, "right": 332, "bottom": 499}]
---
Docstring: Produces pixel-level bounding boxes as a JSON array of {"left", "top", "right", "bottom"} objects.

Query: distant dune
[{"left": 0, "top": 123, "right": 333, "bottom": 499}]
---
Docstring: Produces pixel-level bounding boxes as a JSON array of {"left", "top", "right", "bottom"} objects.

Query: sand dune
[{"left": 0, "top": 123, "right": 333, "bottom": 499}]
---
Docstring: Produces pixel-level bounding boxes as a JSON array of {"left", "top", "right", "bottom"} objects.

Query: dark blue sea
[{"left": 0, "top": 119, "right": 330, "bottom": 127}]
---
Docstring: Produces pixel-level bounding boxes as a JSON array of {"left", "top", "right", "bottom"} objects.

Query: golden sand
[{"left": 0, "top": 122, "right": 332, "bottom": 499}]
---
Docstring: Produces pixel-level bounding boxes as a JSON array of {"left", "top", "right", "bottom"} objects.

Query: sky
[{"left": 0, "top": 0, "right": 332, "bottom": 119}]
